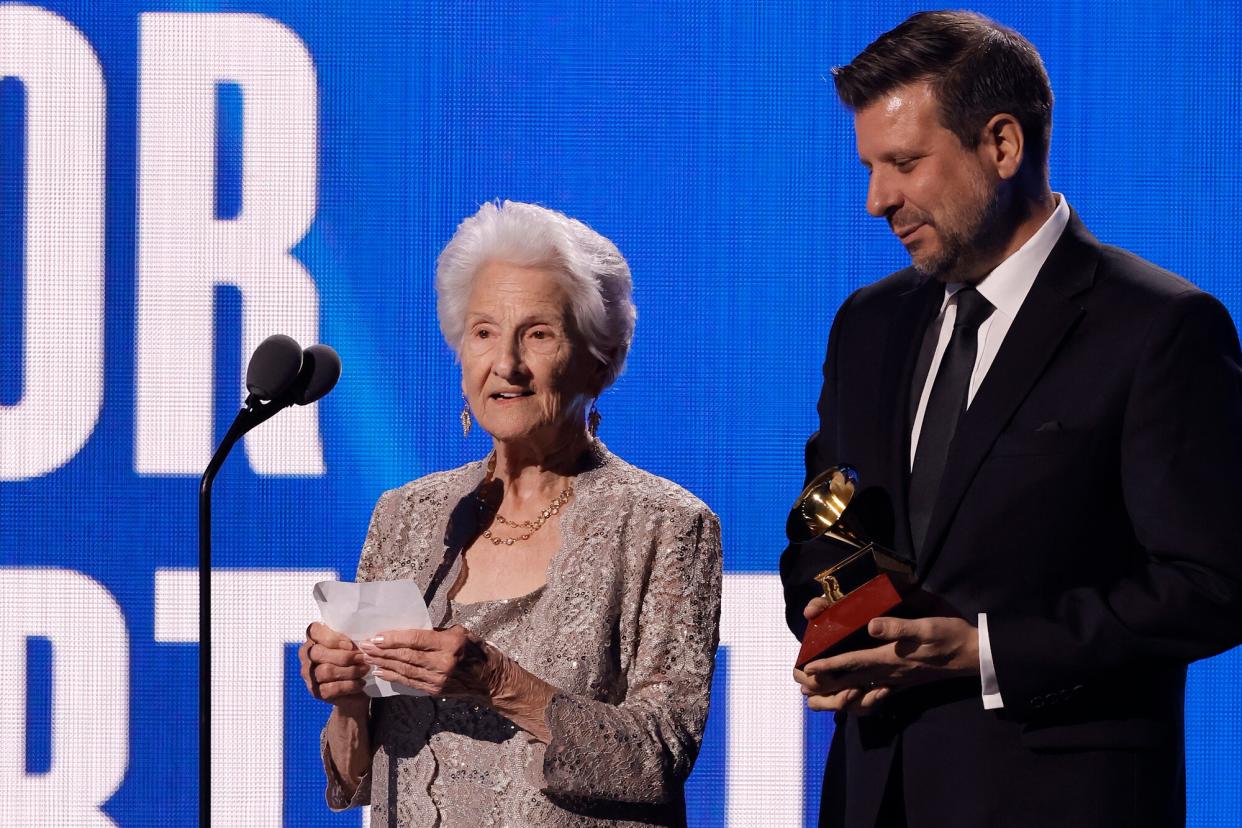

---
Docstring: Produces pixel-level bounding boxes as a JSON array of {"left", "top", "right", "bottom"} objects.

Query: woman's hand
[
  {"left": 358, "top": 625, "right": 496, "bottom": 700},
  {"left": 301, "top": 622, "right": 374, "bottom": 797},
  {"left": 361, "top": 625, "right": 556, "bottom": 741},
  {"left": 299, "top": 622, "right": 370, "bottom": 717}
]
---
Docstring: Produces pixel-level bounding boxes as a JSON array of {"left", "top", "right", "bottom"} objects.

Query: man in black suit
[{"left": 781, "top": 11, "right": 1242, "bottom": 827}]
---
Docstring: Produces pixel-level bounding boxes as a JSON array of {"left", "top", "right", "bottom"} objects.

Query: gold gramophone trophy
[{"left": 787, "top": 465, "right": 914, "bottom": 668}]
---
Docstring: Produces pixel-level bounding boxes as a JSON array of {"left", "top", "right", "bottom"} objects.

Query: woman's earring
[
  {"left": 587, "top": 400, "right": 601, "bottom": 440},
  {"left": 460, "top": 396, "right": 472, "bottom": 437}
]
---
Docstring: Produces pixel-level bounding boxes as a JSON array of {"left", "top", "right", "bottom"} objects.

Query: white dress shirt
[{"left": 908, "top": 194, "right": 1071, "bottom": 709}]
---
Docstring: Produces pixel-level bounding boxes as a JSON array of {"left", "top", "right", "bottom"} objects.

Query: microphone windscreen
[
  {"left": 294, "top": 344, "right": 342, "bottom": 405},
  {"left": 246, "top": 334, "right": 303, "bottom": 400}
]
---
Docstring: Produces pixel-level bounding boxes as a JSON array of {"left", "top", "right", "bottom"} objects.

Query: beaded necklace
[{"left": 477, "top": 456, "right": 574, "bottom": 546}]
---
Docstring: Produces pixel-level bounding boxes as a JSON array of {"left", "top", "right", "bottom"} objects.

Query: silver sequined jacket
[{"left": 321, "top": 444, "right": 723, "bottom": 827}]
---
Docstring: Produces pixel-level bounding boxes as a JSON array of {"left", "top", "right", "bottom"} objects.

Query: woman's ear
[{"left": 586, "top": 353, "right": 612, "bottom": 399}]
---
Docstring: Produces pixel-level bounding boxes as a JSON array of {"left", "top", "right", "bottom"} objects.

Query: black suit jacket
[{"left": 780, "top": 212, "right": 1242, "bottom": 827}]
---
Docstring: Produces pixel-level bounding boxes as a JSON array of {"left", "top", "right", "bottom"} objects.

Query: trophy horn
[{"left": 785, "top": 464, "right": 869, "bottom": 547}]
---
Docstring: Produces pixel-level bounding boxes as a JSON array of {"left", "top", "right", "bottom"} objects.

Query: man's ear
[{"left": 980, "top": 113, "right": 1025, "bottom": 180}]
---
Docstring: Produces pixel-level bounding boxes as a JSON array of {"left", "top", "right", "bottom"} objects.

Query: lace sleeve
[
  {"left": 320, "top": 491, "right": 397, "bottom": 810},
  {"left": 321, "top": 723, "right": 372, "bottom": 810},
  {"left": 538, "top": 507, "right": 723, "bottom": 804}
]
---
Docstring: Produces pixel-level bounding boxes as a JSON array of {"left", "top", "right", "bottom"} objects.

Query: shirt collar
[{"left": 944, "top": 193, "right": 1071, "bottom": 317}]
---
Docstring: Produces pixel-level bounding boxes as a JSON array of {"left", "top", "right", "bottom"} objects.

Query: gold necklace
[{"left": 478, "top": 476, "right": 574, "bottom": 546}]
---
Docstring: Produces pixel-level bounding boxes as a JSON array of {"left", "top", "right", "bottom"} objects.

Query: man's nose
[{"left": 866, "top": 171, "right": 901, "bottom": 218}]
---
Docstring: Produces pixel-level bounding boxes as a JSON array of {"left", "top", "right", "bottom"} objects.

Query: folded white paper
[{"left": 313, "top": 579, "right": 432, "bottom": 698}]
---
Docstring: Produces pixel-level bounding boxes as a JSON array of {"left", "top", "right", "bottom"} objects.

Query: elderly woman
[{"left": 299, "top": 200, "right": 722, "bottom": 826}]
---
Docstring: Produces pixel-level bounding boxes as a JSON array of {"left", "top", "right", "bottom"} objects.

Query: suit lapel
[
  {"left": 877, "top": 272, "right": 943, "bottom": 562},
  {"left": 915, "top": 212, "right": 1100, "bottom": 578}
]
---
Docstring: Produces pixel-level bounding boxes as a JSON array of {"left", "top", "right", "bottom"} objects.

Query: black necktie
[{"left": 908, "top": 287, "right": 995, "bottom": 557}]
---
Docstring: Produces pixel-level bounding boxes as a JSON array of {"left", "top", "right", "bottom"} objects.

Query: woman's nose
[{"left": 492, "top": 335, "right": 526, "bottom": 379}]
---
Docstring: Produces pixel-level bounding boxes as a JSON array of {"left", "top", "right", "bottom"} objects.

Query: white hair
[{"left": 435, "top": 200, "right": 636, "bottom": 390}]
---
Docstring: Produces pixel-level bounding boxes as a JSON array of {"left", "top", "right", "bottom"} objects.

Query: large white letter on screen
[
  {"left": 0, "top": 568, "right": 129, "bottom": 826},
  {"left": 137, "top": 13, "right": 322, "bottom": 475},
  {"left": 154, "top": 568, "right": 336, "bottom": 826},
  {"left": 719, "top": 573, "right": 803, "bottom": 825},
  {"left": 0, "top": 6, "right": 104, "bottom": 481}
]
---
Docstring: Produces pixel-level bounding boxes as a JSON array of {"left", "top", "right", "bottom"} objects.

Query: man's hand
[
  {"left": 794, "top": 598, "right": 980, "bottom": 713},
  {"left": 794, "top": 596, "right": 894, "bottom": 714},
  {"left": 794, "top": 671, "right": 894, "bottom": 713}
]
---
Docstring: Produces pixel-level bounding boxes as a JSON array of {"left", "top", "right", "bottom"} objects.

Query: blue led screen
[{"left": 2, "top": 2, "right": 1241, "bottom": 825}]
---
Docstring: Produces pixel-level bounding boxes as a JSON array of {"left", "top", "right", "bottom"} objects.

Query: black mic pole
[
  {"left": 197, "top": 332, "right": 304, "bottom": 827},
  {"left": 196, "top": 335, "right": 340, "bottom": 826},
  {"left": 198, "top": 398, "right": 286, "bottom": 828}
]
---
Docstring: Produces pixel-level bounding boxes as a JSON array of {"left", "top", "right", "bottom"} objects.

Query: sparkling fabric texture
[{"left": 321, "top": 444, "right": 722, "bottom": 826}]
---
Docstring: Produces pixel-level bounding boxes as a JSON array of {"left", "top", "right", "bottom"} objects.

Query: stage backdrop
[{"left": 2, "top": 1, "right": 1241, "bottom": 825}]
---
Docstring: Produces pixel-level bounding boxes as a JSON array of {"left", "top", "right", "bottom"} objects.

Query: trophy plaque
[{"left": 787, "top": 465, "right": 914, "bottom": 669}]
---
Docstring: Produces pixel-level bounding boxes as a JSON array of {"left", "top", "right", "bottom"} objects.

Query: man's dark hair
[{"left": 833, "top": 11, "right": 1053, "bottom": 171}]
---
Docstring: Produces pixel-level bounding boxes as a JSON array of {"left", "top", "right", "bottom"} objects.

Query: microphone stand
[{"left": 198, "top": 395, "right": 289, "bottom": 827}]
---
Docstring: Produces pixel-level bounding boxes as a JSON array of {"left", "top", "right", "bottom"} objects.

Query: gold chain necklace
[{"left": 477, "top": 461, "right": 574, "bottom": 546}]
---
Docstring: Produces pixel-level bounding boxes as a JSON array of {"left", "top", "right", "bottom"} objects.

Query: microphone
[
  {"left": 245, "top": 334, "right": 304, "bottom": 402},
  {"left": 279, "top": 343, "right": 342, "bottom": 407},
  {"left": 198, "top": 334, "right": 340, "bottom": 828}
]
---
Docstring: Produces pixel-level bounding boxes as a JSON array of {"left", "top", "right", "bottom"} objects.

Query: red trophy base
[{"left": 795, "top": 574, "right": 903, "bottom": 669}]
